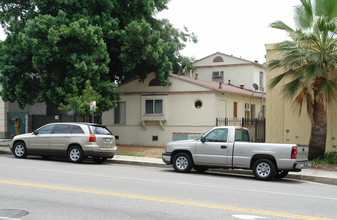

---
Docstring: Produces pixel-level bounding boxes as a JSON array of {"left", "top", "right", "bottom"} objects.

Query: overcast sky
[
  {"left": 157, "top": 0, "right": 302, "bottom": 63},
  {"left": 0, "top": 0, "right": 301, "bottom": 63}
]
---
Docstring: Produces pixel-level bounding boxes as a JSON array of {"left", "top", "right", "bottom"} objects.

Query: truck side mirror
[{"left": 200, "top": 137, "right": 206, "bottom": 143}]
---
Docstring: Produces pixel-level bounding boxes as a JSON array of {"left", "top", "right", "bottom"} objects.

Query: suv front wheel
[
  {"left": 13, "top": 141, "right": 28, "bottom": 158},
  {"left": 68, "top": 145, "right": 84, "bottom": 163}
]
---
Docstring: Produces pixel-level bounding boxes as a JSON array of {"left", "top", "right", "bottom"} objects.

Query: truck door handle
[{"left": 221, "top": 145, "right": 227, "bottom": 149}]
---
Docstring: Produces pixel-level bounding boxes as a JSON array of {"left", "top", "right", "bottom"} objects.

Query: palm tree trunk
[{"left": 308, "top": 100, "right": 327, "bottom": 160}]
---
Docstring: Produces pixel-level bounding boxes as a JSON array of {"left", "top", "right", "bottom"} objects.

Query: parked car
[
  {"left": 10, "top": 122, "right": 117, "bottom": 163},
  {"left": 162, "top": 126, "right": 311, "bottom": 180}
]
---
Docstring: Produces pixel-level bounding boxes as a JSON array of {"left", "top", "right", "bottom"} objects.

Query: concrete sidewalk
[{"left": 1, "top": 146, "right": 337, "bottom": 185}]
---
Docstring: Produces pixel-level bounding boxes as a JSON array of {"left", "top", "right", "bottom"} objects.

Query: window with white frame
[
  {"left": 145, "top": 99, "right": 163, "bottom": 115},
  {"left": 114, "top": 102, "right": 126, "bottom": 124}
]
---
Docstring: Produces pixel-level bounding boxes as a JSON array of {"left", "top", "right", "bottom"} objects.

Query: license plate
[
  {"left": 303, "top": 162, "right": 312, "bottom": 168},
  {"left": 105, "top": 138, "right": 111, "bottom": 143}
]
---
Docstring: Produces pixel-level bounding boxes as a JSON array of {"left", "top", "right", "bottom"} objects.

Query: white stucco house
[
  {"left": 102, "top": 72, "right": 265, "bottom": 147},
  {"left": 191, "top": 52, "right": 266, "bottom": 92}
]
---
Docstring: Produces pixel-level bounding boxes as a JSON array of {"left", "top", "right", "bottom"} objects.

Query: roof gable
[{"left": 193, "top": 52, "right": 263, "bottom": 67}]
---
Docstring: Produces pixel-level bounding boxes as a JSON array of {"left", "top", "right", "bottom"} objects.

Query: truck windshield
[{"left": 235, "top": 129, "right": 250, "bottom": 142}]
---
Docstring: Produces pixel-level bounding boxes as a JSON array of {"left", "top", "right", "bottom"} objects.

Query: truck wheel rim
[
  {"left": 176, "top": 156, "right": 188, "bottom": 169},
  {"left": 256, "top": 162, "right": 271, "bottom": 177},
  {"left": 70, "top": 149, "right": 80, "bottom": 161},
  {"left": 15, "top": 145, "right": 25, "bottom": 156}
]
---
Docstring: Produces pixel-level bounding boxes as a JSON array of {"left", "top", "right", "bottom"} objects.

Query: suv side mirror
[
  {"left": 200, "top": 137, "right": 206, "bottom": 143},
  {"left": 33, "top": 130, "right": 38, "bottom": 135}
]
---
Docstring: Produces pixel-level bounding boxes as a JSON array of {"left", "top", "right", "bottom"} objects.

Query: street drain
[{"left": 0, "top": 209, "right": 29, "bottom": 218}]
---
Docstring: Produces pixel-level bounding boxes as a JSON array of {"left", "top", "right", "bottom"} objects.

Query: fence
[
  {"left": 216, "top": 118, "right": 265, "bottom": 142},
  {"left": 28, "top": 114, "right": 102, "bottom": 132}
]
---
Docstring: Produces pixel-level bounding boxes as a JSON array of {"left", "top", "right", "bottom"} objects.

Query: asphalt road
[{"left": 0, "top": 154, "right": 336, "bottom": 220}]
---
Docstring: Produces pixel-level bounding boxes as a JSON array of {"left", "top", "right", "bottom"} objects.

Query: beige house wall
[
  {"left": 103, "top": 73, "right": 265, "bottom": 147},
  {"left": 266, "top": 44, "right": 337, "bottom": 152}
]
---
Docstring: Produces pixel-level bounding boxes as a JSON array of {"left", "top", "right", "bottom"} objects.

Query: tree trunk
[{"left": 308, "top": 100, "right": 327, "bottom": 160}]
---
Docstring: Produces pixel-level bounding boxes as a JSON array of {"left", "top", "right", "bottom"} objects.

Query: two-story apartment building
[{"left": 191, "top": 52, "right": 266, "bottom": 92}]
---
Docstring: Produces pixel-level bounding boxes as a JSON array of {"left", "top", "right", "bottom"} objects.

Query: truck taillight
[
  {"left": 291, "top": 146, "right": 297, "bottom": 159},
  {"left": 89, "top": 134, "right": 96, "bottom": 142}
]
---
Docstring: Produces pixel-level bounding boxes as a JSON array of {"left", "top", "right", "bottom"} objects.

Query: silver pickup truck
[{"left": 162, "top": 126, "right": 311, "bottom": 180}]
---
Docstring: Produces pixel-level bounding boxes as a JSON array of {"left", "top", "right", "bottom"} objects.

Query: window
[
  {"left": 235, "top": 129, "right": 250, "bottom": 142},
  {"left": 145, "top": 99, "right": 163, "bottom": 114},
  {"left": 114, "top": 102, "right": 126, "bottom": 124},
  {"left": 205, "top": 129, "right": 228, "bottom": 142},
  {"left": 149, "top": 79, "right": 161, "bottom": 86},
  {"left": 195, "top": 100, "right": 202, "bottom": 109},
  {"left": 69, "top": 125, "right": 84, "bottom": 134},
  {"left": 212, "top": 71, "right": 223, "bottom": 82},
  {"left": 251, "top": 104, "right": 256, "bottom": 119},
  {"left": 52, "top": 124, "right": 69, "bottom": 134},
  {"left": 259, "top": 71, "right": 264, "bottom": 89},
  {"left": 213, "top": 56, "right": 224, "bottom": 62},
  {"left": 91, "top": 125, "right": 112, "bottom": 135},
  {"left": 37, "top": 125, "right": 55, "bottom": 134},
  {"left": 233, "top": 102, "right": 238, "bottom": 117}
]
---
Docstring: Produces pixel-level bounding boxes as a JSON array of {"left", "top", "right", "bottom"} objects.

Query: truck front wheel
[
  {"left": 173, "top": 152, "right": 193, "bottom": 173},
  {"left": 253, "top": 159, "right": 276, "bottom": 181}
]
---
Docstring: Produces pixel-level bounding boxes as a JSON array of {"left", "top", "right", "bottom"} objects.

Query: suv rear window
[{"left": 91, "top": 125, "right": 112, "bottom": 135}]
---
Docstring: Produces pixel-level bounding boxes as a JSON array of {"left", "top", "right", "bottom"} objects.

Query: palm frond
[
  {"left": 295, "top": 0, "right": 314, "bottom": 29},
  {"left": 316, "top": 0, "right": 337, "bottom": 20},
  {"left": 294, "top": 86, "right": 313, "bottom": 118},
  {"left": 282, "top": 77, "right": 303, "bottom": 100},
  {"left": 319, "top": 78, "right": 337, "bottom": 102},
  {"left": 269, "top": 21, "right": 294, "bottom": 33}
]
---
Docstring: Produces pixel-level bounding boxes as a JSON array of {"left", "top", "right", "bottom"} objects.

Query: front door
[
  {"left": 195, "top": 128, "right": 230, "bottom": 166},
  {"left": 29, "top": 124, "right": 55, "bottom": 154}
]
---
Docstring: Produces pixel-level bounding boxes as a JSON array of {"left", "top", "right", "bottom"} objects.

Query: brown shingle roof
[{"left": 169, "top": 74, "right": 265, "bottom": 98}]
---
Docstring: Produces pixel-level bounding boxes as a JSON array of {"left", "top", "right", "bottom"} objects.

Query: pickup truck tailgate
[{"left": 296, "top": 145, "right": 309, "bottom": 161}]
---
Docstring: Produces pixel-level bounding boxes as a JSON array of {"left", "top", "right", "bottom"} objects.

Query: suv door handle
[{"left": 221, "top": 145, "right": 227, "bottom": 149}]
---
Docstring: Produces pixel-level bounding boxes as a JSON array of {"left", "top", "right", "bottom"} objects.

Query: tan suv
[{"left": 10, "top": 122, "right": 117, "bottom": 163}]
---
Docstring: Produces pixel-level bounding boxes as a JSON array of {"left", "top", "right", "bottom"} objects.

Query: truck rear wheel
[
  {"left": 253, "top": 159, "right": 276, "bottom": 180},
  {"left": 173, "top": 152, "right": 193, "bottom": 173}
]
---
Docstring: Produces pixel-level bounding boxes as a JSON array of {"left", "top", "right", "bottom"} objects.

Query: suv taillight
[
  {"left": 291, "top": 146, "right": 297, "bottom": 159},
  {"left": 89, "top": 134, "right": 96, "bottom": 142}
]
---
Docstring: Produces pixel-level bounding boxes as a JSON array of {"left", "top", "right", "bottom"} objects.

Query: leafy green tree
[
  {"left": 268, "top": 0, "right": 337, "bottom": 159},
  {"left": 57, "top": 80, "right": 117, "bottom": 120},
  {"left": 0, "top": 0, "right": 196, "bottom": 110}
]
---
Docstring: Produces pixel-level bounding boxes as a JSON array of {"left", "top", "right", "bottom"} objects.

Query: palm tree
[{"left": 268, "top": 0, "right": 337, "bottom": 160}]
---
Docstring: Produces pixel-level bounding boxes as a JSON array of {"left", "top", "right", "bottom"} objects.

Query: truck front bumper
[{"left": 162, "top": 152, "right": 172, "bottom": 165}]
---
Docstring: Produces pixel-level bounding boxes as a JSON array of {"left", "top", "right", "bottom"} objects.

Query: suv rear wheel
[{"left": 68, "top": 145, "right": 84, "bottom": 163}]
